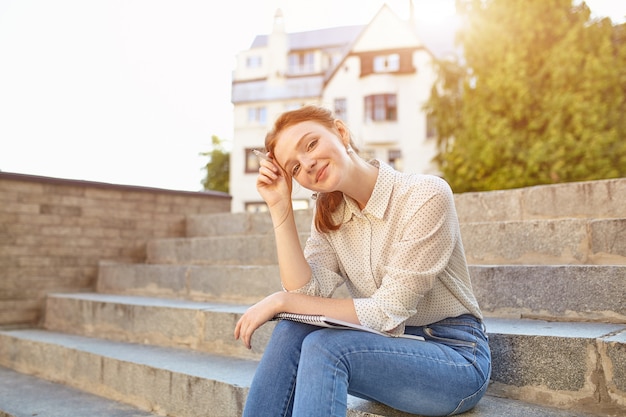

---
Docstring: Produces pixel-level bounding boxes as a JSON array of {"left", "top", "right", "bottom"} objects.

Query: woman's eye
[
  {"left": 292, "top": 164, "right": 300, "bottom": 176},
  {"left": 307, "top": 139, "right": 318, "bottom": 151}
]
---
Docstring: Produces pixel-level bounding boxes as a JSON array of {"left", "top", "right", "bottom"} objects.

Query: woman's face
[{"left": 273, "top": 120, "right": 351, "bottom": 192}]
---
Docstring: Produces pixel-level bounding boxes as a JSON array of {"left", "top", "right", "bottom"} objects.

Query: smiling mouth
[{"left": 315, "top": 164, "right": 328, "bottom": 182}]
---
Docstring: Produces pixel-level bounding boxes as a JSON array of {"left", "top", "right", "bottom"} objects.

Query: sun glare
[{"left": 411, "top": 0, "right": 457, "bottom": 24}]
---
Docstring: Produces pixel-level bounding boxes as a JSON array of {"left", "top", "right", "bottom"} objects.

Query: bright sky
[{"left": 0, "top": 0, "right": 623, "bottom": 191}]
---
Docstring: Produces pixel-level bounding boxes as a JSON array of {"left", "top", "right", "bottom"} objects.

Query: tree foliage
[
  {"left": 426, "top": 0, "right": 626, "bottom": 192},
  {"left": 200, "top": 135, "right": 230, "bottom": 193}
]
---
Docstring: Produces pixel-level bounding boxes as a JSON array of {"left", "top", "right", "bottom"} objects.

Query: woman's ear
[{"left": 334, "top": 119, "right": 350, "bottom": 147}]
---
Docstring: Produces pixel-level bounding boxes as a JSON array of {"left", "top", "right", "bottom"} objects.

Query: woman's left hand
[{"left": 234, "top": 292, "right": 284, "bottom": 349}]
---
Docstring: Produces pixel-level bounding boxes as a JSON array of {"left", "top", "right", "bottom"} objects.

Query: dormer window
[
  {"left": 246, "top": 55, "right": 262, "bottom": 69},
  {"left": 373, "top": 53, "right": 400, "bottom": 72},
  {"left": 358, "top": 49, "right": 416, "bottom": 77}
]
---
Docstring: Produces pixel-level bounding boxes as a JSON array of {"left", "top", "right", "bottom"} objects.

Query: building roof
[
  {"left": 250, "top": 20, "right": 456, "bottom": 59},
  {"left": 250, "top": 25, "right": 365, "bottom": 51}
]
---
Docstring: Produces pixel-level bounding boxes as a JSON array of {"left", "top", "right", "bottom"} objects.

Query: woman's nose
[{"left": 302, "top": 155, "right": 316, "bottom": 173}]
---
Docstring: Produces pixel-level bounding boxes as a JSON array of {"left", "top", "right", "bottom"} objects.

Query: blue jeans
[{"left": 243, "top": 314, "right": 491, "bottom": 417}]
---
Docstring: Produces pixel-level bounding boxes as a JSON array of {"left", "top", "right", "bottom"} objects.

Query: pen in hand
[{"left": 252, "top": 149, "right": 271, "bottom": 162}]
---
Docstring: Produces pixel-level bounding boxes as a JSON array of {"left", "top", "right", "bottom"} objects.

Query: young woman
[{"left": 234, "top": 105, "right": 491, "bottom": 417}]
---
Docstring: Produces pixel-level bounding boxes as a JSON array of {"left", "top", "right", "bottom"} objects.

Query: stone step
[
  {"left": 0, "top": 366, "right": 158, "bottom": 417},
  {"left": 97, "top": 263, "right": 283, "bottom": 304},
  {"left": 184, "top": 178, "right": 626, "bottom": 237},
  {"left": 145, "top": 233, "right": 308, "bottom": 266},
  {"left": 43, "top": 293, "right": 274, "bottom": 360},
  {"left": 40, "top": 292, "right": 626, "bottom": 412},
  {"left": 472, "top": 265, "right": 626, "bottom": 324},
  {"left": 0, "top": 329, "right": 614, "bottom": 417},
  {"left": 186, "top": 209, "right": 312, "bottom": 238},
  {"left": 97, "top": 263, "right": 625, "bottom": 323},
  {"left": 0, "top": 329, "right": 256, "bottom": 417},
  {"left": 461, "top": 218, "right": 626, "bottom": 265},
  {"left": 348, "top": 395, "right": 608, "bottom": 417},
  {"left": 485, "top": 318, "right": 626, "bottom": 414},
  {"left": 454, "top": 177, "right": 626, "bottom": 223},
  {"left": 149, "top": 218, "right": 626, "bottom": 266}
]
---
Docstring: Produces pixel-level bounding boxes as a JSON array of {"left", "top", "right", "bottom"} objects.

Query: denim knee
[{"left": 269, "top": 320, "right": 320, "bottom": 350}]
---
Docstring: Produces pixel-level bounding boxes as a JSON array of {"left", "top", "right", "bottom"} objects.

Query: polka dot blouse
[{"left": 295, "top": 160, "right": 482, "bottom": 335}]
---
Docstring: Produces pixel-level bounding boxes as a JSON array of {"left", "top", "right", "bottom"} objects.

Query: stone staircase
[{"left": 1, "top": 178, "right": 625, "bottom": 417}]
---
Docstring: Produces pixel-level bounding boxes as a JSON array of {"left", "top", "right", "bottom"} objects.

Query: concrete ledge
[
  {"left": 186, "top": 209, "right": 313, "bottom": 237},
  {"left": 347, "top": 394, "right": 605, "bottom": 417},
  {"left": 154, "top": 218, "right": 626, "bottom": 266},
  {"left": 97, "top": 263, "right": 624, "bottom": 323},
  {"left": 145, "top": 233, "right": 309, "bottom": 265},
  {"left": 485, "top": 318, "right": 626, "bottom": 413},
  {"left": 0, "top": 366, "right": 157, "bottom": 417},
  {"left": 455, "top": 178, "right": 626, "bottom": 223},
  {"left": 97, "top": 263, "right": 283, "bottom": 304},
  {"left": 43, "top": 293, "right": 273, "bottom": 360},
  {"left": 0, "top": 330, "right": 256, "bottom": 417},
  {"left": 471, "top": 265, "right": 626, "bottom": 323},
  {"left": 461, "top": 219, "right": 626, "bottom": 265},
  {"left": 0, "top": 330, "right": 615, "bottom": 417}
]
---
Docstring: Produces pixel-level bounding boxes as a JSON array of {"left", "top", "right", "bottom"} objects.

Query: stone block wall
[
  {"left": 454, "top": 177, "right": 625, "bottom": 223},
  {"left": 0, "top": 172, "right": 231, "bottom": 327}
]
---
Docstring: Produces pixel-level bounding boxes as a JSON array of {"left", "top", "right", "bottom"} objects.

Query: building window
[
  {"left": 373, "top": 53, "right": 400, "bottom": 72},
  {"left": 388, "top": 149, "right": 403, "bottom": 171},
  {"left": 364, "top": 94, "right": 397, "bottom": 122},
  {"left": 359, "top": 49, "right": 416, "bottom": 76},
  {"left": 246, "top": 55, "right": 262, "bottom": 68},
  {"left": 334, "top": 98, "right": 347, "bottom": 121},
  {"left": 248, "top": 107, "right": 267, "bottom": 124},
  {"left": 245, "top": 148, "right": 262, "bottom": 173},
  {"left": 288, "top": 51, "right": 315, "bottom": 75}
]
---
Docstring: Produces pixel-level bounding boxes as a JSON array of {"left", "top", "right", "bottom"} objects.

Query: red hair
[{"left": 264, "top": 105, "right": 355, "bottom": 233}]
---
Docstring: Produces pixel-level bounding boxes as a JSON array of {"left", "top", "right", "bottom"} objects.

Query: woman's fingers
[
  {"left": 258, "top": 166, "right": 278, "bottom": 182},
  {"left": 234, "top": 317, "right": 249, "bottom": 349},
  {"left": 234, "top": 314, "right": 257, "bottom": 350},
  {"left": 235, "top": 294, "right": 282, "bottom": 349},
  {"left": 256, "top": 157, "right": 281, "bottom": 185},
  {"left": 259, "top": 156, "right": 279, "bottom": 173}
]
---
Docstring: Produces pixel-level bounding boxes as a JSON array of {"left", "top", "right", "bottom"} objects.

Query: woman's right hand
[
  {"left": 256, "top": 153, "right": 292, "bottom": 215},
  {"left": 234, "top": 291, "right": 285, "bottom": 349}
]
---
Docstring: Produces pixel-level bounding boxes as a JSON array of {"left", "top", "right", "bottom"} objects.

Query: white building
[{"left": 230, "top": 4, "right": 448, "bottom": 213}]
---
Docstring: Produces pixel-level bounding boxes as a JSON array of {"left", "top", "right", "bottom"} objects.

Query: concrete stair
[
  {"left": 0, "top": 366, "right": 159, "bottom": 417},
  {"left": 0, "top": 178, "right": 625, "bottom": 416}
]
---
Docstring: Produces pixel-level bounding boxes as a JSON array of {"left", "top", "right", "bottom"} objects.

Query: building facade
[{"left": 230, "top": 5, "right": 442, "bottom": 213}]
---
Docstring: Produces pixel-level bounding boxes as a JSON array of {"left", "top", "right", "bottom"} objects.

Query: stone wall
[
  {"left": 0, "top": 172, "right": 231, "bottom": 327},
  {"left": 454, "top": 177, "right": 625, "bottom": 223}
]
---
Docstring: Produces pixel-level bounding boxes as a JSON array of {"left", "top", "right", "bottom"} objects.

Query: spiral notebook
[{"left": 272, "top": 312, "right": 424, "bottom": 341}]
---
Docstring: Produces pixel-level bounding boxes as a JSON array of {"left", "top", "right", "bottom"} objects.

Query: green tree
[
  {"left": 426, "top": 0, "right": 626, "bottom": 192},
  {"left": 200, "top": 135, "right": 230, "bottom": 193}
]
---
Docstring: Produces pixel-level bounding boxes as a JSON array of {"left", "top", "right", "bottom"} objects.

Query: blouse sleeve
[
  {"left": 354, "top": 180, "right": 459, "bottom": 334},
  {"left": 285, "top": 220, "right": 347, "bottom": 298}
]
